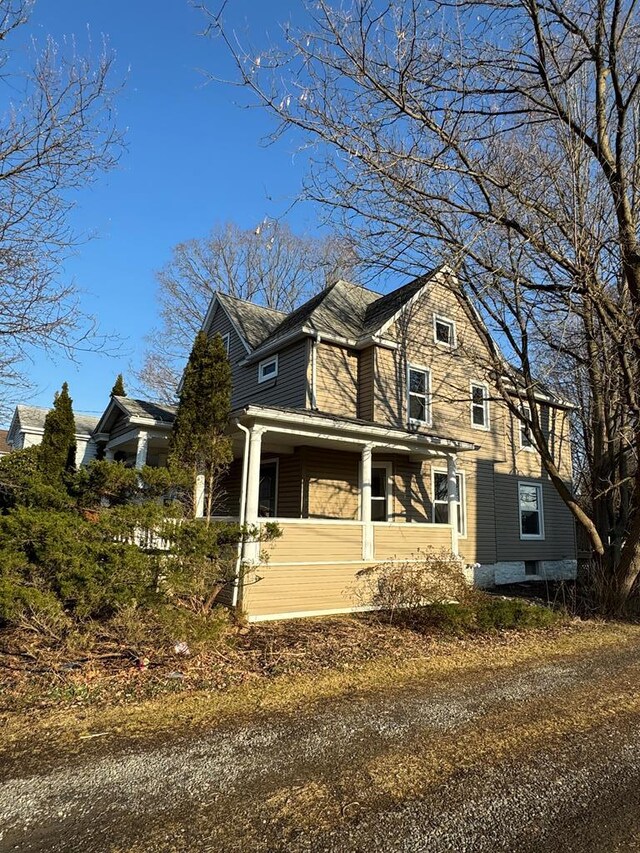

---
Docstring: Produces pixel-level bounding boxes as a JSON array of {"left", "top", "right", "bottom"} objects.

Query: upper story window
[
  {"left": 471, "top": 382, "right": 490, "bottom": 430},
  {"left": 221, "top": 332, "right": 230, "bottom": 355},
  {"left": 407, "top": 364, "right": 431, "bottom": 425},
  {"left": 519, "top": 482, "right": 544, "bottom": 539},
  {"left": 520, "top": 404, "right": 534, "bottom": 450},
  {"left": 433, "top": 314, "right": 456, "bottom": 348},
  {"left": 258, "top": 354, "right": 278, "bottom": 383}
]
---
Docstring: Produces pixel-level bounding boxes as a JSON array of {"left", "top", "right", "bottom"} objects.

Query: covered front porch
[{"left": 219, "top": 406, "right": 477, "bottom": 620}]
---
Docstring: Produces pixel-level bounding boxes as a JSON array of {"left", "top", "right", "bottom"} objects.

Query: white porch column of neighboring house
[
  {"left": 446, "top": 453, "right": 459, "bottom": 557},
  {"left": 135, "top": 431, "right": 149, "bottom": 470},
  {"left": 194, "top": 474, "right": 206, "bottom": 518},
  {"left": 361, "top": 443, "right": 374, "bottom": 561},
  {"left": 104, "top": 447, "right": 115, "bottom": 461},
  {"left": 244, "top": 425, "right": 265, "bottom": 563}
]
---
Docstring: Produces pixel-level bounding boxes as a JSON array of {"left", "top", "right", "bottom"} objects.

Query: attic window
[
  {"left": 221, "top": 332, "right": 230, "bottom": 355},
  {"left": 434, "top": 315, "right": 456, "bottom": 347},
  {"left": 258, "top": 354, "right": 278, "bottom": 383}
]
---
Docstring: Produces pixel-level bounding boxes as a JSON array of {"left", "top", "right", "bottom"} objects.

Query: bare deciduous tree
[
  {"left": 138, "top": 218, "right": 358, "bottom": 401},
  {"left": 211, "top": 0, "right": 640, "bottom": 611},
  {"left": 0, "top": 0, "right": 123, "bottom": 418}
]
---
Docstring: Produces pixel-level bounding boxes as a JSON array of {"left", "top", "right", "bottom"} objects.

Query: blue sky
[{"left": 3, "top": 0, "right": 320, "bottom": 424}]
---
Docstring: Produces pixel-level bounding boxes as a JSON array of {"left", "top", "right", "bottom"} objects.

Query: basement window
[{"left": 524, "top": 560, "right": 539, "bottom": 576}]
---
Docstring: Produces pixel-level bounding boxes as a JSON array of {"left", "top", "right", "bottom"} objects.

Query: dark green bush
[{"left": 407, "top": 594, "right": 559, "bottom": 635}]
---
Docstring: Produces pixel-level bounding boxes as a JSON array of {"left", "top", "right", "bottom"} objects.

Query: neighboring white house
[{"left": 6, "top": 405, "right": 100, "bottom": 467}]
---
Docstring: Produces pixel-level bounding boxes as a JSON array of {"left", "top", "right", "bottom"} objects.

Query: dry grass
[{"left": 2, "top": 616, "right": 638, "bottom": 769}]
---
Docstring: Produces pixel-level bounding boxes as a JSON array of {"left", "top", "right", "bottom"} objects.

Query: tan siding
[
  {"left": 314, "top": 342, "right": 358, "bottom": 417},
  {"left": 373, "top": 524, "right": 452, "bottom": 560},
  {"left": 495, "top": 474, "right": 576, "bottom": 561},
  {"left": 264, "top": 522, "right": 363, "bottom": 563},
  {"left": 241, "top": 562, "right": 372, "bottom": 618},
  {"left": 303, "top": 447, "right": 360, "bottom": 519},
  {"left": 357, "top": 347, "right": 375, "bottom": 420},
  {"left": 217, "top": 452, "right": 303, "bottom": 518}
]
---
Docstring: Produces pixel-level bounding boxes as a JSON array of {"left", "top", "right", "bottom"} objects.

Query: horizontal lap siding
[
  {"left": 303, "top": 447, "right": 360, "bottom": 519},
  {"left": 315, "top": 342, "right": 358, "bottom": 417},
  {"left": 265, "top": 522, "right": 363, "bottom": 563},
  {"left": 208, "top": 305, "right": 308, "bottom": 410},
  {"left": 495, "top": 475, "right": 576, "bottom": 561},
  {"left": 242, "top": 562, "right": 373, "bottom": 618},
  {"left": 374, "top": 524, "right": 452, "bottom": 560},
  {"left": 357, "top": 347, "right": 375, "bottom": 421}
]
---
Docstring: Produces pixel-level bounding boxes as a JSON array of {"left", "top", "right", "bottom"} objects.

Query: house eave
[{"left": 231, "top": 405, "right": 478, "bottom": 456}]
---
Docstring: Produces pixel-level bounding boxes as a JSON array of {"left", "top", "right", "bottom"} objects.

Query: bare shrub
[{"left": 355, "top": 548, "right": 471, "bottom": 620}]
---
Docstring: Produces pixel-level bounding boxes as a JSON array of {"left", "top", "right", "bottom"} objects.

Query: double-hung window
[
  {"left": 518, "top": 482, "right": 544, "bottom": 539},
  {"left": 408, "top": 365, "right": 431, "bottom": 425},
  {"left": 470, "top": 382, "right": 489, "bottom": 429},
  {"left": 370, "top": 464, "right": 392, "bottom": 521},
  {"left": 221, "top": 332, "right": 230, "bottom": 355},
  {"left": 258, "top": 354, "right": 278, "bottom": 383},
  {"left": 520, "top": 405, "right": 534, "bottom": 449},
  {"left": 432, "top": 470, "right": 466, "bottom": 536}
]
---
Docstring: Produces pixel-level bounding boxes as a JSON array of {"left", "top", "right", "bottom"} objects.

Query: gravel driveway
[{"left": 3, "top": 630, "right": 640, "bottom": 852}]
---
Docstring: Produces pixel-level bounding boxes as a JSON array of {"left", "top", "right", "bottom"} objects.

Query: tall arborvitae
[
  {"left": 170, "top": 332, "right": 232, "bottom": 517},
  {"left": 110, "top": 373, "right": 126, "bottom": 397},
  {"left": 40, "top": 382, "right": 76, "bottom": 481}
]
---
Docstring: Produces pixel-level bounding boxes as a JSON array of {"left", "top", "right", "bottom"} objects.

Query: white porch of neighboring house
[
  {"left": 219, "top": 406, "right": 477, "bottom": 621},
  {"left": 92, "top": 396, "right": 176, "bottom": 470}
]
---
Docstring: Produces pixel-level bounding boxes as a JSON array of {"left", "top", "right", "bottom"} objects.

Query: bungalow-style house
[
  {"left": 6, "top": 405, "right": 100, "bottom": 467},
  {"left": 201, "top": 266, "right": 576, "bottom": 621},
  {"left": 92, "top": 396, "right": 176, "bottom": 468}
]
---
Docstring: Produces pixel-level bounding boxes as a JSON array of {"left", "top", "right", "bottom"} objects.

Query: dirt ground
[{"left": 2, "top": 620, "right": 640, "bottom": 852}]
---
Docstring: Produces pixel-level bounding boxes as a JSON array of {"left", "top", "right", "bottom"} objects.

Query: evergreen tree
[
  {"left": 110, "top": 373, "right": 126, "bottom": 397},
  {"left": 170, "top": 332, "right": 232, "bottom": 518},
  {"left": 40, "top": 382, "right": 76, "bottom": 481}
]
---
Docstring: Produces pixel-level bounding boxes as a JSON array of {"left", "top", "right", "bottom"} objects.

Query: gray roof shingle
[
  {"left": 113, "top": 397, "right": 176, "bottom": 425},
  {"left": 15, "top": 405, "right": 99, "bottom": 437},
  {"left": 210, "top": 269, "right": 441, "bottom": 354},
  {"left": 217, "top": 293, "right": 286, "bottom": 350}
]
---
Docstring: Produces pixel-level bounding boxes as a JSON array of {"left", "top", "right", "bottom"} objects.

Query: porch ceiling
[{"left": 229, "top": 404, "right": 478, "bottom": 459}]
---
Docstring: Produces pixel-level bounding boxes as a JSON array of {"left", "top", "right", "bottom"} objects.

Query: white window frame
[
  {"left": 258, "top": 354, "right": 279, "bottom": 384},
  {"left": 258, "top": 457, "right": 279, "bottom": 518},
  {"left": 407, "top": 363, "right": 432, "bottom": 427},
  {"left": 433, "top": 314, "right": 457, "bottom": 348},
  {"left": 432, "top": 468, "right": 467, "bottom": 538},
  {"left": 370, "top": 461, "right": 394, "bottom": 522},
  {"left": 221, "top": 332, "right": 230, "bottom": 355},
  {"left": 470, "top": 381, "right": 490, "bottom": 431},
  {"left": 518, "top": 481, "right": 545, "bottom": 540},
  {"left": 519, "top": 404, "right": 535, "bottom": 451}
]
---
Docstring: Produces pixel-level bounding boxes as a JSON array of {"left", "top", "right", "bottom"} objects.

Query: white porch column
[
  {"left": 361, "top": 443, "right": 374, "bottom": 561},
  {"left": 446, "top": 453, "right": 459, "bottom": 557},
  {"left": 104, "top": 446, "right": 115, "bottom": 461},
  {"left": 194, "top": 474, "right": 206, "bottom": 518},
  {"left": 244, "top": 426, "right": 265, "bottom": 563},
  {"left": 135, "top": 431, "right": 149, "bottom": 470}
]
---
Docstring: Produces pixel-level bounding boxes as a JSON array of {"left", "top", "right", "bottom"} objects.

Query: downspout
[{"left": 232, "top": 420, "right": 251, "bottom": 609}]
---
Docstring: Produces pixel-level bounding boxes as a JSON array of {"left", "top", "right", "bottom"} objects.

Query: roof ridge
[{"left": 217, "top": 291, "right": 288, "bottom": 316}]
